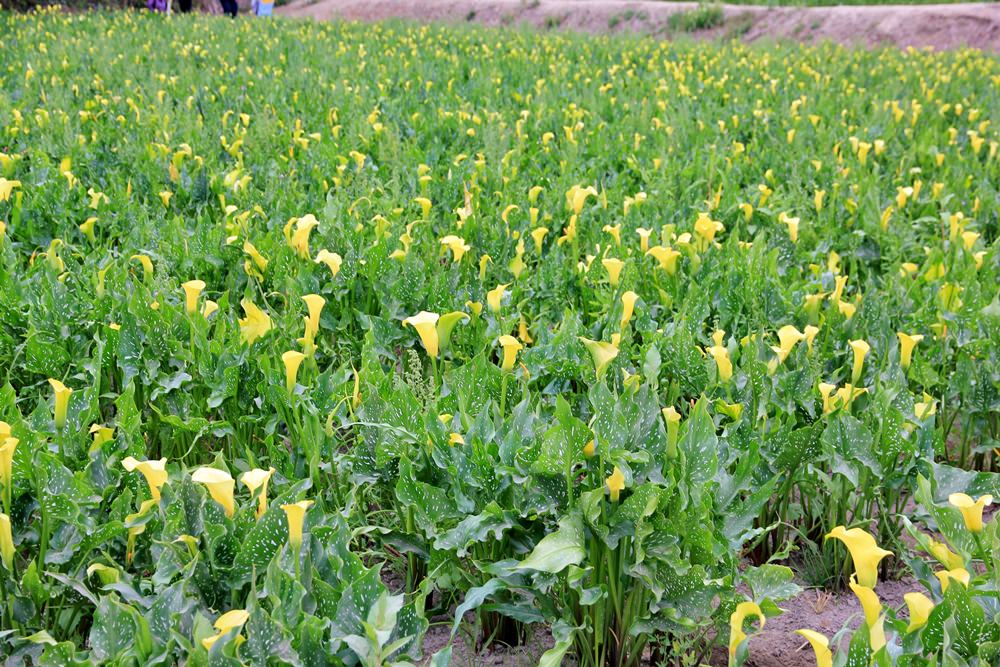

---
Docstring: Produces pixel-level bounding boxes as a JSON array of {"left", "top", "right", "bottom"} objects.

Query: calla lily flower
[
  {"left": 122, "top": 457, "right": 168, "bottom": 501},
  {"left": 437, "top": 311, "right": 469, "bottom": 354},
  {"left": 282, "top": 350, "right": 306, "bottom": 394},
  {"left": 849, "top": 581, "right": 886, "bottom": 653},
  {"left": 0, "top": 512, "right": 13, "bottom": 571},
  {"left": 773, "top": 325, "right": 805, "bottom": 363},
  {"left": 0, "top": 178, "right": 21, "bottom": 202},
  {"left": 566, "top": 184, "right": 597, "bottom": 216},
  {"left": 804, "top": 325, "right": 820, "bottom": 352},
  {"left": 934, "top": 567, "right": 970, "bottom": 592},
  {"left": 240, "top": 467, "right": 275, "bottom": 519},
  {"left": 583, "top": 440, "right": 596, "bottom": 458},
  {"left": 89, "top": 424, "right": 114, "bottom": 451},
  {"left": 825, "top": 526, "right": 892, "bottom": 588},
  {"left": 238, "top": 299, "right": 272, "bottom": 345},
  {"left": 779, "top": 212, "right": 800, "bottom": 243},
  {"left": 635, "top": 228, "right": 652, "bottom": 252},
  {"left": 298, "top": 294, "right": 325, "bottom": 355},
  {"left": 904, "top": 592, "right": 934, "bottom": 632},
  {"left": 0, "top": 437, "right": 17, "bottom": 507},
  {"left": 498, "top": 335, "right": 523, "bottom": 371},
  {"left": 414, "top": 197, "right": 431, "bottom": 218},
  {"left": 948, "top": 493, "right": 992, "bottom": 532},
  {"left": 579, "top": 337, "right": 619, "bottom": 380},
  {"left": 48, "top": 379, "right": 72, "bottom": 430},
  {"left": 440, "top": 235, "right": 470, "bottom": 263},
  {"left": 80, "top": 216, "right": 98, "bottom": 243},
  {"left": 693, "top": 212, "right": 724, "bottom": 250},
  {"left": 728, "top": 601, "right": 763, "bottom": 658},
  {"left": 314, "top": 249, "right": 342, "bottom": 276},
  {"left": 795, "top": 630, "right": 831, "bottom": 667},
  {"left": 646, "top": 246, "right": 680, "bottom": 275},
  {"left": 620, "top": 291, "right": 639, "bottom": 333},
  {"left": 487, "top": 284, "right": 508, "bottom": 313},
  {"left": 243, "top": 241, "right": 269, "bottom": 273},
  {"left": 605, "top": 466, "right": 625, "bottom": 502},
  {"left": 849, "top": 339, "right": 870, "bottom": 384},
  {"left": 159, "top": 190, "right": 173, "bottom": 208},
  {"left": 531, "top": 227, "right": 549, "bottom": 253},
  {"left": 707, "top": 345, "right": 733, "bottom": 383},
  {"left": 926, "top": 537, "right": 964, "bottom": 570},
  {"left": 288, "top": 214, "right": 319, "bottom": 259},
  {"left": 601, "top": 258, "right": 624, "bottom": 287},
  {"left": 403, "top": 311, "right": 441, "bottom": 358},
  {"left": 191, "top": 467, "right": 236, "bottom": 518},
  {"left": 897, "top": 332, "right": 923, "bottom": 370},
  {"left": 201, "top": 609, "right": 250, "bottom": 650},
  {"left": 181, "top": 280, "right": 206, "bottom": 315},
  {"left": 281, "top": 500, "right": 314, "bottom": 549},
  {"left": 661, "top": 405, "right": 682, "bottom": 453}
]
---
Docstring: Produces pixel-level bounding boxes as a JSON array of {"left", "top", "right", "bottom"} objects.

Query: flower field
[{"left": 1, "top": 7, "right": 999, "bottom": 666}]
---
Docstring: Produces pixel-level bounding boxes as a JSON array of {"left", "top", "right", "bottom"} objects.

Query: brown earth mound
[{"left": 277, "top": 0, "right": 1000, "bottom": 52}]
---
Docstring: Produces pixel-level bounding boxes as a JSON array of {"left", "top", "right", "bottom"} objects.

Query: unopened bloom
[
  {"left": 282, "top": 350, "right": 306, "bottom": 394},
  {"left": 49, "top": 379, "right": 72, "bottom": 430},
  {"left": 849, "top": 339, "right": 870, "bottom": 384},
  {"left": 498, "top": 335, "right": 523, "bottom": 371},
  {"left": 897, "top": 332, "right": 923, "bottom": 370},
  {"left": 904, "top": 592, "right": 934, "bottom": 632},
  {"left": 281, "top": 500, "right": 314, "bottom": 549},
  {"left": 605, "top": 466, "right": 625, "bottom": 502}
]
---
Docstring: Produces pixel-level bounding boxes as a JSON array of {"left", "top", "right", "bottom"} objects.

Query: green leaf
[{"left": 515, "top": 513, "right": 584, "bottom": 574}]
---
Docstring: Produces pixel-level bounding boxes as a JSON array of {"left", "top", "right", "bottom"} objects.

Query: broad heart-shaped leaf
[
  {"left": 845, "top": 622, "right": 873, "bottom": 667},
  {"left": 822, "top": 412, "right": 880, "bottom": 485},
  {"left": 929, "top": 460, "right": 1000, "bottom": 499},
  {"left": 913, "top": 474, "right": 976, "bottom": 556},
  {"left": 531, "top": 394, "right": 589, "bottom": 477},
  {"left": 90, "top": 595, "right": 145, "bottom": 662},
  {"left": 942, "top": 578, "right": 996, "bottom": 658},
  {"left": 741, "top": 564, "right": 799, "bottom": 605},
  {"left": 446, "top": 352, "right": 508, "bottom": 418},
  {"left": 538, "top": 639, "right": 573, "bottom": 667},
  {"left": 394, "top": 457, "right": 461, "bottom": 534},
  {"left": 230, "top": 506, "right": 288, "bottom": 583},
  {"left": 515, "top": 513, "right": 585, "bottom": 574},
  {"left": 679, "top": 398, "right": 718, "bottom": 506},
  {"left": 765, "top": 420, "right": 822, "bottom": 471},
  {"left": 433, "top": 502, "right": 516, "bottom": 557},
  {"left": 451, "top": 578, "right": 506, "bottom": 635}
]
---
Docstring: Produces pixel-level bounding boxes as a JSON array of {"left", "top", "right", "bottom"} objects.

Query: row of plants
[{"left": 0, "top": 7, "right": 998, "bottom": 665}]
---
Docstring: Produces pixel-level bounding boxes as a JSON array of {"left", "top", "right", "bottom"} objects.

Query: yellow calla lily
[
  {"left": 122, "top": 457, "right": 168, "bottom": 501},
  {"left": 282, "top": 350, "right": 306, "bottom": 394},
  {"left": 926, "top": 537, "right": 964, "bottom": 570},
  {"left": 795, "top": 630, "right": 832, "bottom": 667},
  {"left": 582, "top": 440, "right": 596, "bottom": 458},
  {"left": 403, "top": 311, "right": 440, "bottom": 358},
  {"left": 238, "top": 299, "right": 272, "bottom": 345},
  {"left": 707, "top": 345, "right": 733, "bottom": 383},
  {"left": 201, "top": 609, "right": 250, "bottom": 650},
  {"left": 298, "top": 294, "right": 325, "bottom": 355},
  {"left": 935, "top": 567, "right": 970, "bottom": 592},
  {"left": 897, "top": 332, "right": 923, "bottom": 370},
  {"left": 904, "top": 592, "right": 934, "bottom": 632},
  {"left": 498, "top": 335, "right": 523, "bottom": 371},
  {"left": 440, "top": 235, "right": 470, "bottom": 263},
  {"left": 48, "top": 379, "right": 72, "bottom": 430},
  {"left": 191, "top": 467, "right": 236, "bottom": 518},
  {"left": 601, "top": 258, "right": 624, "bottom": 287},
  {"left": 662, "top": 407, "right": 681, "bottom": 459},
  {"left": 948, "top": 493, "right": 992, "bottom": 532},
  {"left": 436, "top": 311, "right": 469, "bottom": 354},
  {"left": 289, "top": 214, "right": 319, "bottom": 259},
  {"left": 849, "top": 581, "right": 886, "bottom": 653},
  {"left": 240, "top": 467, "right": 275, "bottom": 519},
  {"left": 531, "top": 227, "right": 549, "bottom": 253},
  {"left": 129, "top": 255, "right": 153, "bottom": 280},
  {"left": 181, "top": 280, "right": 206, "bottom": 315},
  {"left": 826, "top": 526, "right": 892, "bottom": 588},
  {"left": 646, "top": 245, "right": 680, "bottom": 275},
  {"left": 849, "top": 339, "right": 870, "bottom": 384},
  {"left": 314, "top": 249, "right": 342, "bottom": 277},
  {"left": 487, "top": 283, "right": 508, "bottom": 313},
  {"left": 620, "top": 291, "right": 639, "bottom": 333},
  {"left": 579, "top": 337, "right": 619, "bottom": 380},
  {"left": 605, "top": 466, "right": 625, "bottom": 502},
  {"left": 0, "top": 436, "right": 17, "bottom": 508},
  {"left": 773, "top": 325, "right": 806, "bottom": 363},
  {"left": 414, "top": 196, "right": 431, "bottom": 218},
  {"left": 0, "top": 512, "right": 13, "bottom": 571},
  {"left": 243, "top": 241, "right": 269, "bottom": 273},
  {"left": 729, "top": 601, "right": 763, "bottom": 658},
  {"left": 281, "top": 500, "right": 314, "bottom": 550}
]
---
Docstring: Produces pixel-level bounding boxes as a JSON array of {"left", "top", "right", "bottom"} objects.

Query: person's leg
[
  {"left": 178, "top": 0, "right": 192, "bottom": 12},
  {"left": 219, "top": 0, "right": 237, "bottom": 17}
]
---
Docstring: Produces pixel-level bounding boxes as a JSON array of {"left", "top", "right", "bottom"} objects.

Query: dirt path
[{"left": 278, "top": 0, "right": 1000, "bottom": 51}]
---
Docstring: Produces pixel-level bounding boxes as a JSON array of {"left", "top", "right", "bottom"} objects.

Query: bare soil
[{"left": 277, "top": 0, "right": 1000, "bottom": 52}]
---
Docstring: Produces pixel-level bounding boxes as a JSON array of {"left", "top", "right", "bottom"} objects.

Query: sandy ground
[{"left": 277, "top": 0, "right": 1000, "bottom": 51}]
